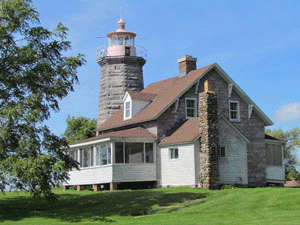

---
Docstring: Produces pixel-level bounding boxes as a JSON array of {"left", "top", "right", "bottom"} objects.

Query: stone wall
[
  {"left": 97, "top": 56, "right": 146, "bottom": 126},
  {"left": 198, "top": 90, "right": 219, "bottom": 189}
]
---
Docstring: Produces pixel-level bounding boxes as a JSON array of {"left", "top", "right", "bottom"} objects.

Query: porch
[{"left": 63, "top": 128, "right": 157, "bottom": 191}]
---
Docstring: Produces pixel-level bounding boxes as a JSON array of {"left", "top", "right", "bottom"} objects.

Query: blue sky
[{"left": 32, "top": 0, "right": 300, "bottom": 161}]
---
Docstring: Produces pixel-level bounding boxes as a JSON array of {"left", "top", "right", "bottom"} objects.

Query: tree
[
  {"left": 0, "top": 0, "right": 85, "bottom": 198},
  {"left": 265, "top": 127, "right": 300, "bottom": 180},
  {"left": 63, "top": 116, "right": 96, "bottom": 144}
]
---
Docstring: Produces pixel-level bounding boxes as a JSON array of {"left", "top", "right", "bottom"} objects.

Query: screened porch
[{"left": 65, "top": 139, "right": 157, "bottom": 188}]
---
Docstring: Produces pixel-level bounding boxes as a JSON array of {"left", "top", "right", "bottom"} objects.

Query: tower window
[
  {"left": 229, "top": 101, "right": 240, "bottom": 122},
  {"left": 185, "top": 98, "right": 197, "bottom": 118},
  {"left": 125, "top": 47, "right": 130, "bottom": 56}
]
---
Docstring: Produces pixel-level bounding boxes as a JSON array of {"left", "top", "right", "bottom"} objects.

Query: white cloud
[{"left": 274, "top": 102, "right": 300, "bottom": 123}]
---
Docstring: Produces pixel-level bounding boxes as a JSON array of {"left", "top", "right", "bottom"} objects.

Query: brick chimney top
[{"left": 178, "top": 55, "right": 197, "bottom": 77}]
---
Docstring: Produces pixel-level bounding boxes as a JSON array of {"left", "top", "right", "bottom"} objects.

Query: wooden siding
[
  {"left": 266, "top": 166, "right": 285, "bottom": 183},
  {"left": 218, "top": 120, "right": 248, "bottom": 185},
  {"left": 132, "top": 99, "right": 150, "bottom": 118},
  {"left": 66, "top": 163, "right": 156, "bottom": 185},
  {"left": 113, "top": 164, "right": 156, "bottom": 182},
  {"left": 66, "top": 166, "right": 113, "bottom": 186},
  {"left": 160, "top": 144, "right": 196, "bottom": 187},
  {"left": 194, "top": 140, "right": 201, "bottom": 186}
]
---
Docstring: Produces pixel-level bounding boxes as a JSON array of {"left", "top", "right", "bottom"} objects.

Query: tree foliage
[
  {"left": 0, "top": 0, "right": 85, "bottom": 198},
  {"left": 63, "top": 116, "right": 96, "bottom": 144},
  {"left": 265, "top": 127, "right": 300, "bottom": 180}
]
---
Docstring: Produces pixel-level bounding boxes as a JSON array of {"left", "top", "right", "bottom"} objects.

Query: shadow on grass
[{"left": 0, "top": 189, "right": 208, "bottom": 223}]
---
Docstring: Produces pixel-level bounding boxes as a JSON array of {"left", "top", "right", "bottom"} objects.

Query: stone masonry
[
  {"left": 198, "top": 81, "right": 219, "bottom": 189},
  {"left": 97, "top": 56, "right": 146, "bottom": 126}
]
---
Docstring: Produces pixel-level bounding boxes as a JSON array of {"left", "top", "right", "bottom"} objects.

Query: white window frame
[
  {"left": 79, "top": 147, "right": 94, "bottom": 168},
  {"left": 124, "top": 100, "right": 131, "bottom": 120},
  {"left": 169, "top": 147, "right": 179, "bottom": 159},
  {"left": 96, "top": 143, "right": 112, "bottom": 166},
  {"left": 229, "top": 100, "right": 240, "bottom": 122},
  {"left": 185, "top": 98, "right": 197, "bottom": 119}
]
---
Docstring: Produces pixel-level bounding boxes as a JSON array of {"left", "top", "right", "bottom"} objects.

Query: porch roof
[
  {"left": 159, "top": 118, "right": 202, "bottom": 146},
  {"left": 69, "top": 127, "right": 157, "bottom": 147}
]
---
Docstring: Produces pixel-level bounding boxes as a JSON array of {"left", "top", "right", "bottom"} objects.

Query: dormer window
[
  {"left": 123, "top": 91, "right": 156, "bottom": 121},
  {"left": 124, "top": 101, "right": 131, "bottom": 120},
  {"left": 185, "top": 98, "right": 197, "bottom": 118}
]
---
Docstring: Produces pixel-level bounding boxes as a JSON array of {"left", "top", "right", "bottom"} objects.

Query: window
[
  {"left": 69, "top": 149, "right": 78, "bottom": 161},
  {"left": 218, "top": 146, "right": 226, "bottom": 157},
  {"left": 124, "top": 101, "right": 131, "bottom": 119},
  {"left": 170, "top": 148, "right": 179, "bottom": 159},
  {"left": 96, "top": 144, "right": 111, "bottom": 166},
  {"left": 266, "top": 143, "right": 282, "bottom": 166},
  {"left": 115, "top": 142, "right": 154, "bottom": 164},
  {"left": 80, "top": 147, "right": 93, "bottom": 168},
  {"left": 229, "top": 101, "right": 240, "bottom": 121},
  {"left": 185, "top": 98, "right": 197, "bottom": 118}
]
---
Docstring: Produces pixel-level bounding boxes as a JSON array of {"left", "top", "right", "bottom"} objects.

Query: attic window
[
  {"left": 229, "top": 101, "right": 240, "bottom": 122},
  {"left": 124, "top": 101, "right": 131, "bottom": 119},
  {"left": 185, "top": 98, "right": 197, "bottom": 118}
]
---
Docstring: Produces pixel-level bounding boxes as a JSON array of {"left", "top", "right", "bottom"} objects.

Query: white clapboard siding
[
  {"left": 161, "top": 144, "right": 196, "bottom": 187},
  {"left": 66, "top": 164, "right": 157, "bottom": 185},
  {"left": 66, "top": 166, "right": 113, "bottom": 185},
  {"left": 113, "top": 164, "right": 156, "bottom": 182},
  {"left": 218, "top": 120, "right": 248, "bottom": 185},
  {"left": 194, "top": 140, "right": 201, "bottom": 186},
  {"left": 266, "top": 166, "right": 285, "bottom": 182}
]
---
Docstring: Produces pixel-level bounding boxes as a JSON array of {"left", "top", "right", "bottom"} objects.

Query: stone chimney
[
  {"left": 198, "top": 80, "right": 219, "bottom": 189},
  {"left": 178, "top": 55, "right": 197, "bottom": 76}
]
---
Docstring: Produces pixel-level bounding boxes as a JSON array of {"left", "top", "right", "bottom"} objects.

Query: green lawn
[{"left": 0, "top": 187, "right": 299, "bottom": 224}]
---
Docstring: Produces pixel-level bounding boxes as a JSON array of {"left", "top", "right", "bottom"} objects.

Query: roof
[
  {"left": 97, "top": 63, "right": 273, "bottom": 132},
  {"left": 265, "top": 134, "right": 286, "bottom": 142},
  {"left": 127, "top": 91, "right": 157, "bottom": 101},
  {"left": 159, "top": 118, "right": 202, "bottom": 146},
  {"left": 97, "top": 64, "right": 214, "bottom": 131},
  {"left": 69, "top": 127, "right": 156, "bottom": 147}
]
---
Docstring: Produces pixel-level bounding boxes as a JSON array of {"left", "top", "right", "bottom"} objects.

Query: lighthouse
[{"left": 97, "top": 19, "right": 146, "bottom": 126}]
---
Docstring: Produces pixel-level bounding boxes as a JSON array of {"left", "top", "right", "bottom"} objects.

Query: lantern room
[{"left": 106, "top": 19, "right": 136, "bottom": 57}]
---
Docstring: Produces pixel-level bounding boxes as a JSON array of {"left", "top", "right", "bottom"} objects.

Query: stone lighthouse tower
[{"left": 97, "top": 19, "right": 146, "bottom": 126}]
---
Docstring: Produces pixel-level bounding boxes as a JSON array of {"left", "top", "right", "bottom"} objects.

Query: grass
[{"left": 0, "top": 187, "right": 300, "bottom": 224}]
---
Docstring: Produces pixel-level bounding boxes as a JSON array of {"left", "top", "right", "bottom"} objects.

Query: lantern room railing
[{"left": 96, "top": 45, "right": 147, "bottom": 61}]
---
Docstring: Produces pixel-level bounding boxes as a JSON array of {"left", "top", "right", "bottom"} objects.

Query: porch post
[
  {"left": 77, "top": 185, "right": 82, "bottom": 191},
  {"left": 93, "top": 184, "right": 98, "bottom": 192},
  {"left": 111, "top": 142, "right": 115, "bottom": 165},
  {"left": 110, "top": 182, "right": 118, "bottom": 191}
]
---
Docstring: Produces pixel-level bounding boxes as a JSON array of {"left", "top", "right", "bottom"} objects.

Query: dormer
[{"left": 123, "top": 91, "right": 157, "bottom": 120}]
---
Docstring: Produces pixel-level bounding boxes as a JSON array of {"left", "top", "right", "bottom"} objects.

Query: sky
[{"left": 32, "top": 0, "right": 300, "bottom": 162}]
